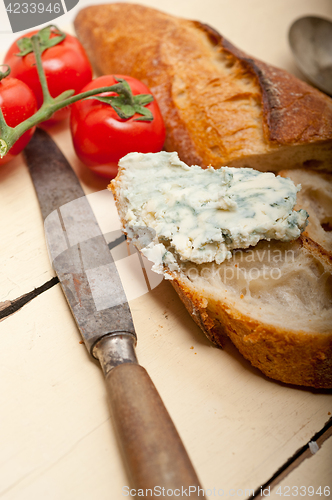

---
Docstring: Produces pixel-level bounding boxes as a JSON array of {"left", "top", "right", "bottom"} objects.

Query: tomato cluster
[
  {"left": 4, "top": 29, "right": 93, "bottom": 124},
  {"left": 0, "top": 27, "right": 166, "bottom": 178}
]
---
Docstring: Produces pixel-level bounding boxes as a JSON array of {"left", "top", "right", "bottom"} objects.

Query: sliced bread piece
[{"left": 110, "top": 153, "right": 332, "bottom": 388}]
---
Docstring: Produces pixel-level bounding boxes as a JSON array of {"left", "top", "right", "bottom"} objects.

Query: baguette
[
  {"left": 74, "top": 3, "right": 332, "bottom": 172},
  {"left": 110, "top": 154, "right": 332, "bottom": 389}
]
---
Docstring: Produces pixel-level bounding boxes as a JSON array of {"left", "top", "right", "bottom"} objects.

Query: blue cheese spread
[{"left": 116, "top": 151, "right": 308, "bottom": 269}]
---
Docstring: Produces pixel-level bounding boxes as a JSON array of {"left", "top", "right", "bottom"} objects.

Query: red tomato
[
  {"left": 0, "top": 76, "right": 37, "bottom": 166},
  {"left": 4, "top": 29, "right": 92, "bottom": 124},
  {"left": 70, "top": 75, "right": 166, "bottom": 179}
]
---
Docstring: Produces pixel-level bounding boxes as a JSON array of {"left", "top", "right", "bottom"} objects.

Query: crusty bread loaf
[
  {"left": 111, "top": 160, "right": 332, "bottom": 389},
  {"left": 74, "top": 3, "right": 332, "bottom": 172}
]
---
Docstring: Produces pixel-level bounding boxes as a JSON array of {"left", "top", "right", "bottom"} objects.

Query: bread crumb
[
  {"left": 190, "top": 346, "right": 194, "bottom": 349},
  {"left": 79, "top": 341, "right": 84, "bottom": 344},
  {"left": 240, "top": 294, "right": 244, "bottom": 299}
]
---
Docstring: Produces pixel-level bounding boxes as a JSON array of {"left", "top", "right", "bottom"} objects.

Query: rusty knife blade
[{"left": 23, "top": 128, "right": 135, "bottom": 354}]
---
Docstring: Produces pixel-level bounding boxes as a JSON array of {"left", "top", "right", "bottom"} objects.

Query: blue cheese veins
[{"left": 116, "top": 152, "right": 308, "bottom": 267}]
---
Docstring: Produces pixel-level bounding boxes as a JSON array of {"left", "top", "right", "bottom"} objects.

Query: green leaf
[
  {"left": 15, "top": 25, "right": 66, "bottom": 57},
  {"left": 38, "top": 26, "right": 52, "bottom": 47},
  {"left": 86, "top": 78, "right": 155, "bottom": 122},
  {"left": 16, "top": 38, "right": 33, "bottom": 57},
  {"left": 134, "top": 94, "right": 154, "bottom": 106},
  {"left": 108, "top": 95, "right": 129, "bottom": 108},
  {"left": 111, "top": 103, "right": 135, "bottom": 119},
  {"left": 114, "top": 77, "right": 132, "bottom": 95},
  {"left": 133, "top": 105, "right": 154, "bottom": 121}
]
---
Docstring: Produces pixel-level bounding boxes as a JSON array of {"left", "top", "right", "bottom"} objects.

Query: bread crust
[
  {"left": 170, "top": 238, "right": 332, "bottom": 389},
  {"left": 170, "top": 234, "right": 332, "bottom": 389},
  {"left": 199, "top": 23, "right": 332, "bottom": 145},
  {"left": 172, "top": 279, "right": 332, "bottom": 389},
  {"left": 74, "top": 3, "right": 332, "bottom": 171}
]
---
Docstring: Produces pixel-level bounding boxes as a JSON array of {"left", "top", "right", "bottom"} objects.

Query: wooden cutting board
[{"left": 0, "top": 1, "right": 331, "bottom": 498}]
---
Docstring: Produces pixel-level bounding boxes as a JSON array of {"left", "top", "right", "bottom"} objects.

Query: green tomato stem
[
  {"left": 31, "top": 34, "right": 53, "bottom": 104},
  {"left": 0, "top": 139, "right": 8, "bottom": 157},
  {"left": 0, "top": 65, "right": 11, "bottom": 82},
  {"left": 0, "top": 85, "right": 121, "bottom": 158},
  {"left": 0, "top": 24, "right": 123, "bottom": 160}
]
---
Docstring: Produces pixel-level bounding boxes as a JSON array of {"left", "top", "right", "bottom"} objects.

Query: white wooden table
[{"left": 1, "top": 1, "right": 331, "bottom": 498}]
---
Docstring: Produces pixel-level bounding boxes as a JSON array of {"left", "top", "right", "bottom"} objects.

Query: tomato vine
[{"left": 0, "top": 26, "right": 120, "bottom": 160}]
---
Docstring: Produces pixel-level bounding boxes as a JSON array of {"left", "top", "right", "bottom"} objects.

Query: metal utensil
[
  {"left": 24, "top": 128, "right": 202, "bottom": 496},
  {"left": 288, "top": 16, "right": 332, "bottom": 96}
]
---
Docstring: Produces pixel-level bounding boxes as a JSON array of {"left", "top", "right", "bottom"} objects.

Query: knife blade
[{"left": 24, "top": 128, "right": 202, "bottom": 496}]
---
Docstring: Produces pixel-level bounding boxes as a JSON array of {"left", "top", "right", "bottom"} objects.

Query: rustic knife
[{"left": 23, "top": 128, "right": 202, "bottom": 497}]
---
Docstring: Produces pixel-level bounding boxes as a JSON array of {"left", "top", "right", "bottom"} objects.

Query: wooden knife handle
[{"left": 105, "top": 362, "right": 202, "bottom": 497}]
